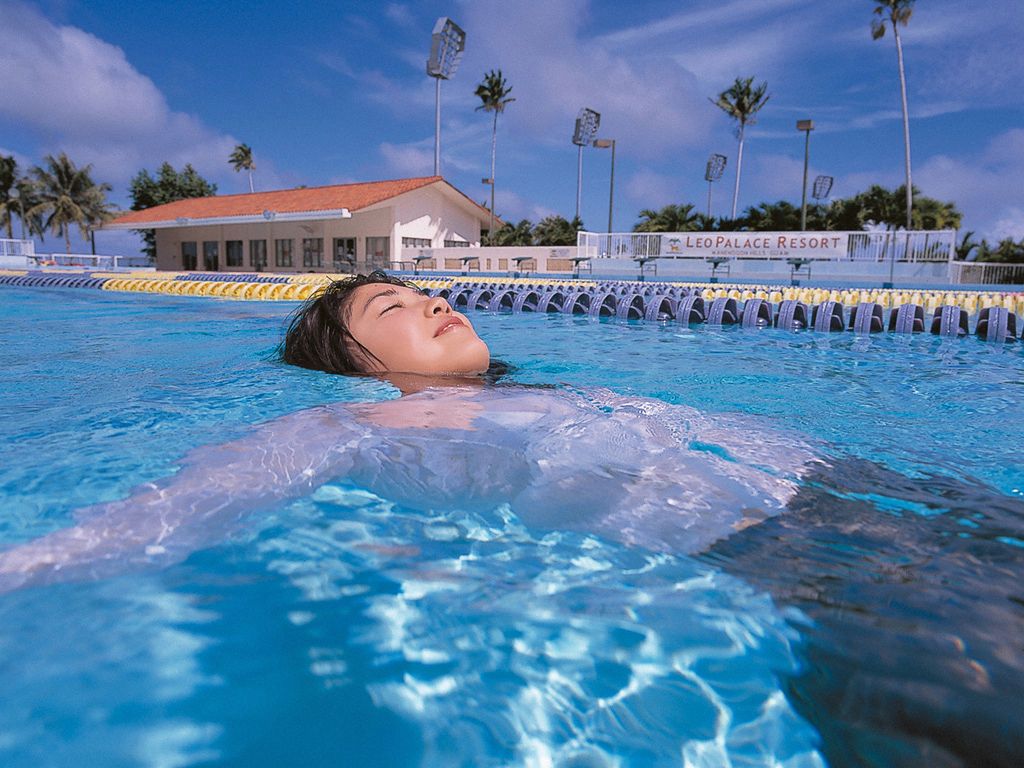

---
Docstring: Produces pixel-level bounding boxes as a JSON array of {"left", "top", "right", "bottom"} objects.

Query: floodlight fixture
[
  {"left": 796, "top": 119, "right": 815, "bottom": 230},
  {"left": 704, "top": 153, "right": 727, "bottom": 218},
  {"left": 812, "top": 175, "right": 834, "bottom": 200},
  {"left": 426, "top": 17, "right": 466, "bottom": 176},
  {"left": 573, "top": 107, "right": 601, "bottom": 220},
  {"left": 705, "top": 153, "right": 726, "bottom": 182},
  {"left": 426, "top": 17, "right": 466, "bottom": 79},
  {"left": 572, "top": 108, "right": 601, "bottom": 146}
]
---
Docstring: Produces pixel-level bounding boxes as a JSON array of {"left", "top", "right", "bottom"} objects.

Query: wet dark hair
[{"left": 280, "top": 270, "right": 419, "bottom": 374}]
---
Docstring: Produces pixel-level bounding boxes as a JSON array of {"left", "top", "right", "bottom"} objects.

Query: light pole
[
  {"left": 593, "top": 138, "right": 615, "bottom": 233},
  {"left": 426, "top": 17, "right": 466, "bottom": 177},
  {"left": 481, "top": 177, "right": 494, "bottom": 241},
  {"left": 704, "top": 153, "right": 727, "bottom": 219},
  {"left": 572, "top": 108, "right": 600, "bottom": 222},
  {"left": 796, "top": 119, "right": 814, "bottom": 230}
]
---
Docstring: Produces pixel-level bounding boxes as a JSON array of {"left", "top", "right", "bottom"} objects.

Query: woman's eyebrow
[{"left": 361, "top": 288, "right": 399, "bottom": 316}]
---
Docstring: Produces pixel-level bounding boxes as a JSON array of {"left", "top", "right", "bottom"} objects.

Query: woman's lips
[{"left": 434, "top": 317, "right": 465, "bottom": 337}]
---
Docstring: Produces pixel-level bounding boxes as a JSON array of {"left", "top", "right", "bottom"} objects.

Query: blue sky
[{"left": 1, "top": 0, "right": 1022, "bottom": 255}]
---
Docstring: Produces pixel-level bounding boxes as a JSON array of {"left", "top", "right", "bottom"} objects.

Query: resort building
[{"left": 103, "top": 176, "right": 494, "bottom": 272}]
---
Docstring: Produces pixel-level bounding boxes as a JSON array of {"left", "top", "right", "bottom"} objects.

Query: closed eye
[{"left": 379, "top": 302, "right": 402, "bottom": 316}]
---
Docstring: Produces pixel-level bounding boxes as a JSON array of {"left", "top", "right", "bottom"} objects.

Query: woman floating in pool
[{"left": 0, "top": 272, "right": 818, "bottom": 588}]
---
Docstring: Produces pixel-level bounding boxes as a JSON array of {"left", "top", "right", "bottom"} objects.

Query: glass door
[
  {"left": 333, "top": 238, "right": 356, "bottom": 271},
  {"left": 364, "top": 237, "right": 390, "bottom": 270}
]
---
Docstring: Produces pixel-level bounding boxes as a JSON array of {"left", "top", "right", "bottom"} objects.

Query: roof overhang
[{"left": 101, "top": 208, "right": 352, "bottom": 231}]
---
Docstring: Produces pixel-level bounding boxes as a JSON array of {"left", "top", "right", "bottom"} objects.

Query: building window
[
  {"left": 225, "top": 240, "right": 243, "bottom": 267},
  {"left": 181, "top": 241, "right": 197, "bottom": 270},
  {"left": 302, "top": 238, "right": 323, "bottom": 268},
  {"left": 443, "top": 239, "right": 469, "bottom": 248},
  {"left": 275, "top": 239, "right": 293, "bottom": 268},
  {"left": 203, "top": 241, "right": 219, "bottom": 271},
  {"left": 333, "top": 238, "right": 356, "bottom": 270},
  {"left": 402, "top": 237, "right": 431, "bottom": 248},
  {"left": 249, "top": 239, "right": 267, "bottom": 271},
  {"left": 365, "top": 237, "right": 390, "bottom": 269}
]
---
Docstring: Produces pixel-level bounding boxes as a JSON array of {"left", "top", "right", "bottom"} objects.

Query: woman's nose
[{"left": 426, "top": 296, "right": 452, "bottom": 315}]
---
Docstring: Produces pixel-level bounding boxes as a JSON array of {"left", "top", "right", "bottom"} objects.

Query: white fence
[
  {"left": 577, "top": 230, "right": 956, "bottom": 264},
  {"left": 26, "top": 253, "right": 152, "bottom": 270},
  {"left": 948, "top": 260, "right": 1024, "bottom": 285},
  {"left": 1, "top": 238, "right": 35, "bottom": 258},
  {"left": 1, "top": 240, "right": 150, "bottom": 270}
]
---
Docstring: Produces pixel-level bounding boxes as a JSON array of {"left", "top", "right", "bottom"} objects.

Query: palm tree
[
  {"left": 474, "top": 70, "right": 515, "bottom": 239},
  {"left": 229, "top": 143, "right": 256, "bottom": 193},
  {"left": 711, "top": 76, "right": 770, "bottom": 218},
  {"left": 30, "top": 153, "right": 114, "bottom": 253},
  {"left": 633, "top": 203, "right": 701, "bottom": 233},
  {"left": 14, "top": 177, "right": 46, "bottom": 240},
  {"left": 0, "top": 154, "right": 17, "bottom": 239},
  {"left": 872, "top": 0, "right": 915, "bottom": 230},
  {"left": 744, "top": 200, "right": 802, "bottom": 231},
  {"left": 956, "top": 231, "right": 979, "bottom": 261}
]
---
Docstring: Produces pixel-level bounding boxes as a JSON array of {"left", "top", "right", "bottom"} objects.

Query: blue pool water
[{"left": 1, "top": 286, "right": 1023, "bottom": 767}]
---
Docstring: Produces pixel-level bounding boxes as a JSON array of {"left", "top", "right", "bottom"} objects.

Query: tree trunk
[
  {"left": 893, "top": 20, "right": 913, "bottom": 230},
  {"left": 64, "top": 226, "right": 71, "bottom": 254},
  {"left": 489, "top": 110, "right": 497, "bottom": 238},
  {"left": 731, "top": 124, "right": 745, "bottom": 219},
  {"left": 248, "top": 170, "right": 255, "bottom": 194}
]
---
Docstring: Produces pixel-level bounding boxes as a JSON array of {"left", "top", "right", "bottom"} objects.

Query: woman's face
[{"left": 345, "top": 283, "right": 490, "bottom": 375}]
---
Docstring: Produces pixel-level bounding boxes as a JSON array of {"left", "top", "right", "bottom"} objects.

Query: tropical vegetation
[
  {"left": 29, "top": 153, "right": 114, "bottom": 253},
  {"left": 474, "top": 69, "right": 515, "bottom": 239},
  {"left": 229, "top": 143, "right": 256, "bottom": 193},
  {"left": 710, "top": 76, "right": 770, "bottom": 218},
  {"left": 129, "top": 162, "right": 217, "bottom": 260},
  {"left": 0, "top": 154, "right": 48, "bottom": 241},
  {"left": 634, "top": 204, "right": 701, "bottom": 233},
  {"left": 0, "top": 154, "right": 17, "bottom": 238},
  {"left": 872, "top": 0, "right": 916, "bottom": 230},
  {"left": 631, "top": 184, "right": 960, "bottom": 234},
  {"left": 484, "top": 215, "right": 584, "bottom": 247}
]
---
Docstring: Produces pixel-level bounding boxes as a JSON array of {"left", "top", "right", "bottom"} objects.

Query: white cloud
[
  {"left": 916, "top": 129, "right": 1024, "bottom": 239},
  {"left": 624, "top": 169, "right": 681, "bottom": 210},
  {"left": 494, "top": 190, "right": 557, "bottom": 223},
  {"left": 0, "top": 2, "right": 242, "bottom": 190},
  {"left": 453, "top": 0, "right": 715, "bottom": 158},
  {"left": 385, "top": 4, "right": 416, "bottom": 27},
  {"left": 991, "top": 209, "right": 1024, "bottom": 242},
  {"left": 379, "top": 141, "right": 434, "bottom": 177}
]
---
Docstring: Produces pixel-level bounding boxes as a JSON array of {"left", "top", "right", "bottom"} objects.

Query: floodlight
[
  {"left": 572, "top": 108, "right": 601, "bottom": 219},
  {"left": 426, "top": 17, "right": 466, "bottom": 79},
  {"left": 572, "top": 108, "right": 601, "bottom": 146},
  {"left": 812, "top": 175, "right": 834, "bottom": 200},
  {"left": 426, "top": 17, "right": 466, "bottom": 176},
  {"left": 704, "top": 153, "right": 727, "bottom": 182},
  {"left": 704, "top": 153, "right": 727, "bottom": 218}
]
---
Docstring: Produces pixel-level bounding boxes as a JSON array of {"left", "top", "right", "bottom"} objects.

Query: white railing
[
  {"left": 577, "top": 230, "right": 956, "bottom": 263},
  {"left": 0, "top": 238, "right": 35, "bottom": 257},
  {"left": 949, "top": 261, "right": 1024, "bottom": 285},
  {"left": 26, "top": 253, "right": 152, "bottom": 270},
  {"left": 847, "top": 231, "right": 955, "bottom": 263}
]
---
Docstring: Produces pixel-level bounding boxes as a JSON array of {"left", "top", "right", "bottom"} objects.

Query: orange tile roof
[{"left": 109, "top": 176, "right": 457, "bottom": 226}]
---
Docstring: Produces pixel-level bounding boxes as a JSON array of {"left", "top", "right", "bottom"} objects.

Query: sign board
[{"left": 661, "top": 233, "right": 846, "bottom": 260}]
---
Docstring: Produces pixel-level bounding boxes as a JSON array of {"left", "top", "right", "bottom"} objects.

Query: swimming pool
[{"left": 1, "top": 285, "right": 1022, "bottom": 767}]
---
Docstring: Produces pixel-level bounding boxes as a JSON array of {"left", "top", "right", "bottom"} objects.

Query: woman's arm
[{"left": 0, "top": 404, "right": 367, "bottom": 589}]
